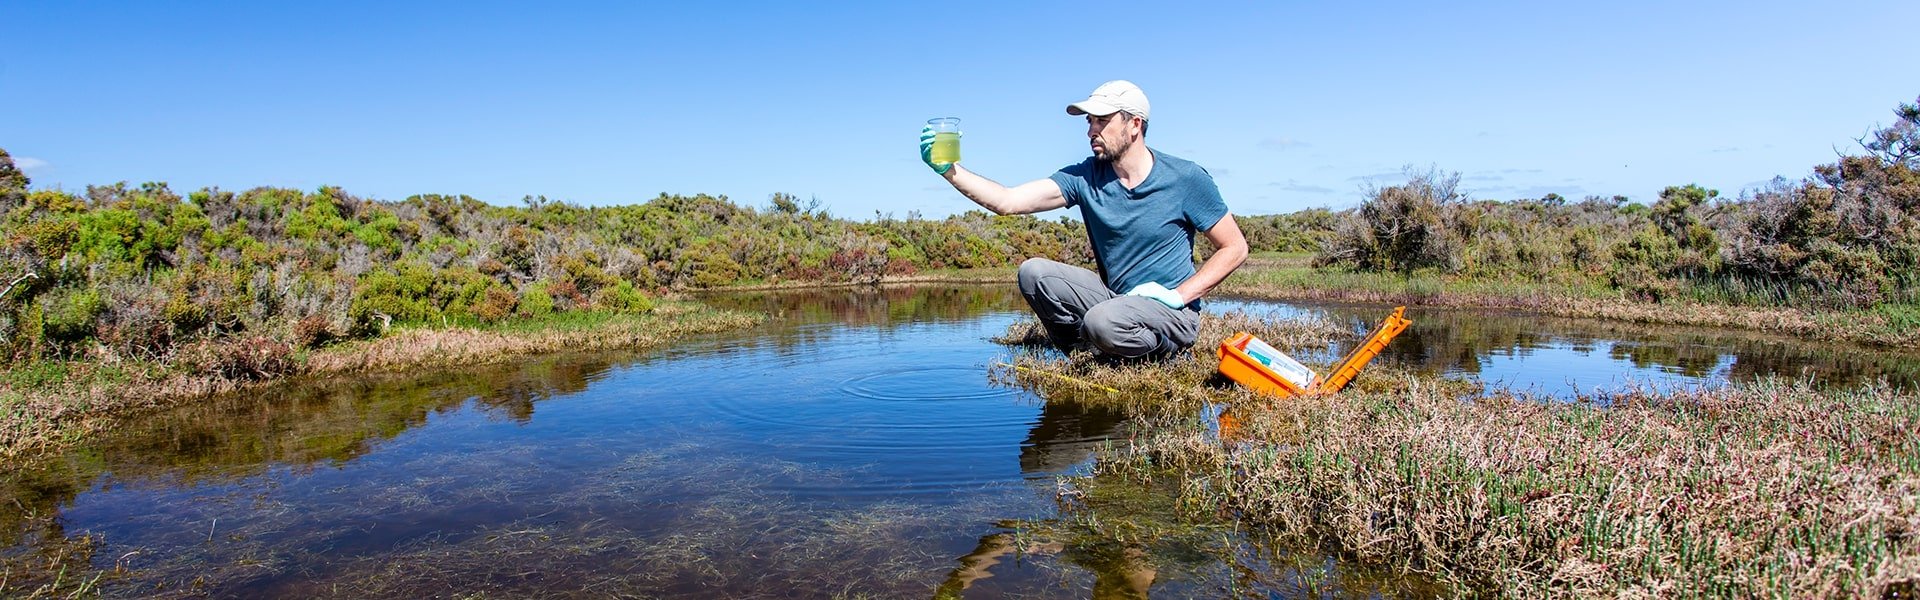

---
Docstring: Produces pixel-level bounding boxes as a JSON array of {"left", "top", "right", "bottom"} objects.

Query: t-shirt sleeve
[
  {"left": 1048, "top": 159, "right": 1096, "bottom": 208},
  {"left": 1185, "top": 169, "right": 1229, "bottom": 231}
]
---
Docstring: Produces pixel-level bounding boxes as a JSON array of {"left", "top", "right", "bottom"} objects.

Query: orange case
[{"left": 1217, "top": 306, "right": 1411, "bottom": 398}]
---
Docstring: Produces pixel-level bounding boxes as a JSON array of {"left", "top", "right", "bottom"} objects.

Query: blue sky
[{"left": 4, "top": 1, "right": 1915, "bottom": 219}]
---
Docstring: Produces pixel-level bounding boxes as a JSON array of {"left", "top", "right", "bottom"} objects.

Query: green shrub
[
  {"left": 592, "top": 280, "right": 653, "bottom": 313},
  {"left": 349, "top": 262, "right": 439, "bottom": 333},
  {"left": 560, "top": 254, "right": 619, "bottom": 295},
  {"left": 26, "top": 190, "right": 83, "bottom": 213},
  {"left": 40, "top": 286, "right": 104, "bottom": 343},
  {"left": 17, "top": 219, "right": 77, "bottom": 259},
  {"left": 682, "top": 240, "right": 746, "bottom": 288},
  {"left": 519, "top": 281, "right": 555, "bottom": 317}
]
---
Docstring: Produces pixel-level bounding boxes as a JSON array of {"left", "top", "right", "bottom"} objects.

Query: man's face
[{"left": 1085, "top": 112, "right": 1140, "bottom": 162}]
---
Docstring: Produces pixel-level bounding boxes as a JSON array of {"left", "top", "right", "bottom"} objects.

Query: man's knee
[
  {"left": 1082, "top": 300, "right": 1150, "bottom": 357},
  {"left": 1016, "top": 257, "right": 1056, "bottom": 290},
  {"left": 1083, "top": 298, "right": 1198, "bottom": 358}
]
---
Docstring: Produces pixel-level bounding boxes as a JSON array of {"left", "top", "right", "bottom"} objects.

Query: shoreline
[
  {"left": 0, "top": 301, "right": 763, "bottom": 460},
  {"left": 716, "top": 262, "right": 1917, "bottom": 350}
]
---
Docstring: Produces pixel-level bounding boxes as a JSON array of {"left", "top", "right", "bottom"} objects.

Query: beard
[{"left": 1093, "top": 136, "right": 1131, "bottom": 162}]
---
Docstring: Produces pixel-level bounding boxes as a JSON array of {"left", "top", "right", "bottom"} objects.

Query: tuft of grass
[
  {"left": 1875, "top": 303, "right": 1920, "bottom": 336},
  {"left": 1, "top": 361, "right": 69, "bottom": 390}
]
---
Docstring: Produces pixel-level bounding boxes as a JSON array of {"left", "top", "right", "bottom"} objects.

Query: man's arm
[
  {"left": 1173, "top": 213, "right": 1248, "bottom": 304},
  {"left": 941, "top": 164, "right": 1069, "bottom": 216}
]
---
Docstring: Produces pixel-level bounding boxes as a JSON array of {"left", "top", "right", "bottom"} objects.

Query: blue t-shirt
[{"left": 1049, "top": 148, "right": 1228, "bottom": 298}]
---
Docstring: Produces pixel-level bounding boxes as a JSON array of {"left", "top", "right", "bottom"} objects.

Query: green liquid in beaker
[{"left": 930, "top": 132, "right": 961, "bottom": 164}]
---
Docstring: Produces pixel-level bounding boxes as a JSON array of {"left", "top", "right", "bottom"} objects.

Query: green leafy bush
[
  {"left": 591, "top": 280, "right": 653, "bottom": 313},
  {"left": 39, "top": 287, "right": 104, "bottom": 343},
  {"left": 518, "top": 281, "right": 555, "bottom": 317}
]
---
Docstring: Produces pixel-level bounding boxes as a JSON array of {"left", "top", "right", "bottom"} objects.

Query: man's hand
[
  {"left": 1125, "top": 282, "right": 1186, "bottom": 309},
  {"left": 919, "top": 125, "right": 953, "bottom": 175}
]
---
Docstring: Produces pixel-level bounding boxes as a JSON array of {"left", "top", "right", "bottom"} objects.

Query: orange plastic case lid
[{"left": 1217, "top": 306, "right": 1410, "bottom": 397}]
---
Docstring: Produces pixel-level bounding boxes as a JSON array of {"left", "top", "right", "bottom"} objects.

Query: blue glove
[
  {"left": 1125, "top": 282, "right": 1187, "bottom": 309},
  {"left": 919, "top": 125, "right": 953, "bottom": 175}
]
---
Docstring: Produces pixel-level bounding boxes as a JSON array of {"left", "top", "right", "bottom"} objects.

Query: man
[{"left": 919, "top": 80, "right": 1248, "bottom": 359}]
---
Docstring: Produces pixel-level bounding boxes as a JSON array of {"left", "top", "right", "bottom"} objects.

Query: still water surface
[{"left": 2, "top": 286, "right": 1913, "bottom": 597}]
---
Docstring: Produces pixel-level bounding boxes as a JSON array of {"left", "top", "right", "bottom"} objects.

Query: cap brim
[{"left": 1066, "top": 100, "right": 1121, "bottom": 116}]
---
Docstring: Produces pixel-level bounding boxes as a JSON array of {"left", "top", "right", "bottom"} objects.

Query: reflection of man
[
  {"left": 1017, "top": 400, "right": 1124, "bottom": 473},
  {"left": 933, "top": 531, "right": 1156, "bottom": 599},
  {"left": 921, "top": 80, "right": 1249, "bottom": 360},
  {"left": 936, "top": 400, "right": 1155, "bottom": 598}
]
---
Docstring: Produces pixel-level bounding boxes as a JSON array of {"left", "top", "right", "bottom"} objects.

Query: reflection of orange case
[{"left": 1218, "top": 306, "right": 1411, "bottom": 398}]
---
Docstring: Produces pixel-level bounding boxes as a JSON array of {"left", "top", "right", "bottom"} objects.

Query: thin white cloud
[
  {"left": 1345, "top": 171, "right": 1404, "bottom": 184},
  {"left": 1257, "top": 136, "right": 1310, "bottom": 151},
  {"left": 1267, "top": 180, "right": 1336, "bottom": 194},
  {"left": 14, "top": 156, "right": 48, "bottom": 171},
  {"left": 1510, "top": 185, "right": 1585, "bottom": 199}
]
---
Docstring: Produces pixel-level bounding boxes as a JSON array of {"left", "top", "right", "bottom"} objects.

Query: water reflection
[
  {"left": 1018, "top": 400, "right": 1125, "bottom": 474},
  {"left": 0, "top": 356, "right": 613, "bottom": 561},
  {"left": 698, "top": 284, "right": 1025, "bottom": 329}
]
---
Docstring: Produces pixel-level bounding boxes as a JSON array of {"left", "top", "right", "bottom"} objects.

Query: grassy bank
[
  {"left": 0, "top": 300, "right": 761, "bottom": 459},
  {"left": 1219, "top": 253, "right": 1920, "bottom": 349},
  {"left": 993, "top": 313, "right": 1920, "bottom": 597},
  {"left": 708, "top": 266, "right": 1017, "bottom": 292}
]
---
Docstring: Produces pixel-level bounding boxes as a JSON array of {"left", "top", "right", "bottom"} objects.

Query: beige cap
[{"left": 1066, "top": 80, "right": 1150, "bottom": 120}]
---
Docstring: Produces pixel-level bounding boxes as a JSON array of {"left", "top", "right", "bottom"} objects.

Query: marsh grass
[
  {"left": 712, "top": 267, "right": 1017, "bottom": 293},
  {"left": 994, "top": 313, "right": 1920, "bottom": 597},
  {"left": 1222, "top": 253, "right": 1920, "bottom": 349},
  {"left": 0, "top": 301, "right": 761, "bottom": 459}
]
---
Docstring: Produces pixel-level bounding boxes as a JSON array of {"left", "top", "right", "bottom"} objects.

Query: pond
[{"left": 2, "top": 286, "right": 1912, "bottom": 598}]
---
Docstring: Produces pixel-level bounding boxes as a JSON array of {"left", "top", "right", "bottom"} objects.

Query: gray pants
[{"left": 1015, "top": 258, "right": 1202, "bottom": 359}]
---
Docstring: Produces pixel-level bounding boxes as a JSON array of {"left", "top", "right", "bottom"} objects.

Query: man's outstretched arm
[
  {"left": 940, "top": 164, "right": 1069, "bottom": 216},
  {"left": 920, "top": 124, "right": 1068, "bottom": 215}
]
